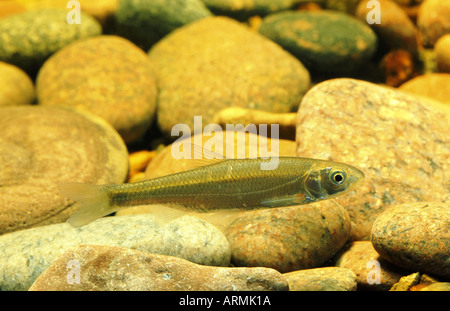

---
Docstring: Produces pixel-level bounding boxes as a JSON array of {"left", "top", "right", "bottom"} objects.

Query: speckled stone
[
  {"left": 399, "top": 73, "right": 450, "bottom": 105},
  {"left": 332, "top": 241, "right": 411, "bottom": 291},
  {"left": 117, "top": 131, "right": 297, "bottom": 216},
  {"left": 371, "top": 202, "right": 450, "bottom": 278},
  {"left": 148, "top": 16, "right": 310, "bottom": 136},
  {"left": 355, "top": 0, "right": 418, "bottom": 54},
  {"left": 0, "top": 61, "right": 35, "bottom": 106},
  {"left": 417, "top": 0, "right": 450, "bottom": 47},
  {"left": 0, "top": 106, "right": 128, "bottom": 235},
  {"left": 115, "top": 0, "right": 212, "bottom": 50},
  {"left": 389, "top": 272, "right": 421, "bottom": 291},
  {"left": 226, "top": 202, "right": 351, "bottom": 273},
  {"left": 37, "top": 35, "right": 157, "bottom": 144},
  {"left": 296, "top": 78, "right": 450, "bottom": 240},
  {"left": 258, "top": 10, "right": 377, "bottom": 74},
  {"left": 420, "top": 282, "right": 450, "bottom": 291},
  {"left": 0, "top": 9, "right": 101, "bottom": 76},
  {"left": 283, "top": 267, "right": 357, "bottom": 291},
  {"left": 29, "top": 244, "right": 287, "bottom": 291},
  {"left": 0, "top": 214, "right": 230, "bottom": 291},
  {"left": 435, "top": 34, "right": 450, "bottom": 73},
  {"left": 201, "top": 0, "right": 300, "bottom": 20}
]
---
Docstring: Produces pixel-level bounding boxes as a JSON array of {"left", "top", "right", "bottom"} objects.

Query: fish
[{"left": 60, "top": 157, "right": 364, "bottom": 227}]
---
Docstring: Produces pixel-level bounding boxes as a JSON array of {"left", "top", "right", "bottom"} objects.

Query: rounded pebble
[
  {"left": 0, "top": 9, "right": 101, "bottom": 76},
  {"left": 417, "top": 0, "right": 450, "bottom": 47},
  {"left": 29, "top": 244, "right": 287, "bottom": 291},
  {"left": 258, "top": 10, "right": 377, "bottom": 74},
  {"left": 399, "top": 73, "right": 450, "bottom": 105},
  {"left": 283, "top": 267, "right": 357, "bottom": 291},
  {"left": 355, "top": 0, "right": 418, "bottom": 54},
  {"left": 115, "top": 0, "right": 212, "bottom": 50},
  {"left": 435, "top": 34, "right": 450, "bottom": 73},
  {"left": 332, "top": 241, "right": 411, "bottom": 291},
  {"left": 296, "top": 78, "right": 450, "bottom": 240},
  {"left": 0, "top": 61, "right": 35, "bottom": 106},
  {"left": 371, "top": 202, "right": 450, "bottom": 278},
  {"left": 226, "top": 202, "right": 351, "bottom": 273},
  {"left": 0, "top": 214, "right": 230, "bottom": 291},
  {"left": 148, "top": 16, "right": 310, "bottom": 136},
  {"left": 37, "top": 35, "right": 158, "bottom": 144},
  {"left": 0, "top": 106, "right": 128, "bottom": 235}
]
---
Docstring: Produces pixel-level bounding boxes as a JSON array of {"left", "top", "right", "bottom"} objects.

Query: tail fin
[{"left": 59, "top": 182, "right": 112, "bottom": 227}]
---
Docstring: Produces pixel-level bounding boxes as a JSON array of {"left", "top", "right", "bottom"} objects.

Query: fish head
[{"left": 304, "top": 162, "right": 365, "bottom": 201}]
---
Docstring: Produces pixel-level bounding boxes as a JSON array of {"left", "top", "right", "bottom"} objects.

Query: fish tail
[{"left": 59, "top": 182, "right": 113, "bottom": 227}]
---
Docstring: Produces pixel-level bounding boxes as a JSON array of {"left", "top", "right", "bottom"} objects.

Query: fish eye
[{"left": 330, "top": 171, "right": 346, "bottom": 185}]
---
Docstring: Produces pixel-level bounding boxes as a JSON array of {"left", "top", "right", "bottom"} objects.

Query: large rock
[
  {"left": 29, "top": 245, "right": 287, "bottom": 291},
  {"left": 0, "top": 106, "right": 128, "bottom": 235},
  {"left": 371, "top": 202, "right": 450, "bottom": 278},
  {"left": 0, "top": 9, "right": 101, "bottom": 76},
  {"left": 37, "top": 35, "right": 158, "bottom": 144},
  {"left": 226, "top": 203, "right": 351, "bottom": 273},
  {"left": 0, "top": 214, "right": 230, "bottom": 291},
  {"left": 296, "top": 78, "right": 450, "bottom": 240},
  {"left": 148, "top": 16, "right": 310, "bottom": 136},
  {"left": 115, "top": 0, "right": 212, "bottom": 50},
  {"left": 258, "top": 10, "right": 377, "bottom": 74},
  {"left": 0, "top": 61, "right": 35, "bottom": 106}
]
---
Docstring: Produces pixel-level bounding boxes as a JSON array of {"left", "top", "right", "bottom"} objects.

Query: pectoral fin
[{"left": 260, "top": 193, "right": 313, "bottom": 207}]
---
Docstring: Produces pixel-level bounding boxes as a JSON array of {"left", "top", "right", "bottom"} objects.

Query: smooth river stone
[
  {"left": 29, "top": 244, "right": 287, "bottom": 291},
  {"left": 0, "top": 61, "right": 35, "bottom": 106},
  {"left": 115, "top": 0, "right": 212, "bottom": 50},
  {"left": 0, "top": 106, "right": 128, "bottom": 235},
  {"left": 0, "top": 9, "right": 101, "bottom": 76},
  {"left": 283, "top": 267, "right": 357, "bottom": 291},
  {"left": 435, "top": 34, "right": 450, "bottom": 73},
  {"left": 332, "top": 241, "right": 412, "bottom": 291},
  {"left": 201, "top": 0, "right": 300, "bottom": 20},
  {"left": 226, "top": 202, "right": 351, "bottom": 273},
  {"left": 296, "top": 78, "right": 450, "bottom": 240},
  {"left": 148, "top": 16, "right": 310, "bottom": 136},
  {"left": 399, "top": 73, "right": 450, "bottom": 105},
  {"left": 417, "top": 0, "right": 450, "bottom": 47},
  {"left": 371, "top": 202, "right": 450, "bottom": 278},
  {"left": 258, "top": 10, "right": 377, "bottom": 74},
  {"left": 37, "top": 35, "right": 158, "bottom": 144},
  {"left": 0, "top": 214, "right": 230, "bottom": 291},
  {"left": 355, "top": 0, "right": 418, "bottom": 54}
]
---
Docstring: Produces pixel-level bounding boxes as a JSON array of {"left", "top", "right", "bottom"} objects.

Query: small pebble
[
  {"left": 0, "top": 215, "right": 230, "bottom": 291},
  {"left": 399, "top": 73, "right": 450, "bottom": 105},
  {"left": 389, "top": 272, "right": 421, "bottom": 291},
  {"left": 258, "top": 10, "right": 377, "bottom": 74},
  {"left": 435, "top": 34, "right": 450, "bottom": 73},
  {"left": 29, "top": 245, "right": 287, "bottom": 291},
  {"left": 332, "top": 241, "right": 411, "bottom": 291},
  {"left": 0, "top": 61, "right": 35, "bottom": 106},
  {"left": 0, "top": 9, "right": 101, "bottom": 76},
  {"left": 371, "top": 202, "right": 450, "bottom": 278},
  {"left": 355, "top": 0, "right": 418, "bottom": 55},
  {"left": 417, "top": 0, "right": 450, "bottom": 47},
  {"left": 283, "top": 267, "right": 357, "bottom": 291},
  {"left": 115, "top": 0, "right": 212, "bottom": 49}
]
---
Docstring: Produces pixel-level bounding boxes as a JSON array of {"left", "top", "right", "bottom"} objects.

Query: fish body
[{"left": 60, "top": 157, "right": 364, "bottom": 227}]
